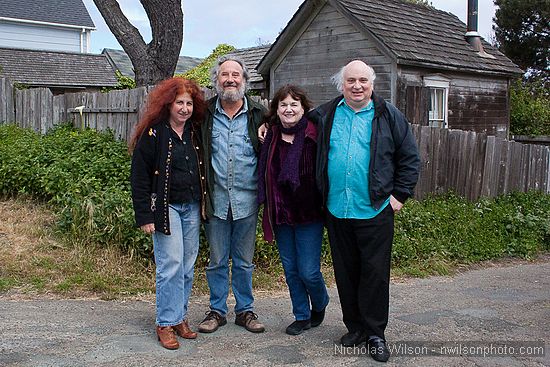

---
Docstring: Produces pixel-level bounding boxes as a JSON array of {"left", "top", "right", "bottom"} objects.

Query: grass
[
  {"left": 0, "top": 197, "right": 156, "bottom": 299},
  {"left": 0, "top": 196, "right": 546, "bottom": 300},
  {"left": 0, "top": 196, "right": 317, "bottom": 300}
]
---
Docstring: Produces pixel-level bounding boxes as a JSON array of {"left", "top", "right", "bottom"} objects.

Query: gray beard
[{"left": 216, "top": 83, "right": 246, "bottom": 102}]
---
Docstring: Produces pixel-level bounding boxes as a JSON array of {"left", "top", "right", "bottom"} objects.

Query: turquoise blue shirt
[
  {"left": 327, "top": 99, "right": 389, "bottom": 219},
  {"left": 211, "top": 98, "right": 258, "bottom": 220}
]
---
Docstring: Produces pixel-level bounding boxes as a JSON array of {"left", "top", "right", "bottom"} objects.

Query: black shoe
[
  {"left": 285, "top": 319, "right": 311, "bottom": 335},
  {"left": 310, "top": 307, "right": 326, "bottom": 327},
  {"left": 340, "top": 331, "right": 367, "bottom": 347},
  {"left": 368, "top": 338, "right": 390, "bottom": 362}
]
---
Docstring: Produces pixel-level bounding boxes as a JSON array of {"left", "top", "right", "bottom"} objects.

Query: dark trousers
[{"left": 326, "top": 205, "right": 394, "bottom": 340}]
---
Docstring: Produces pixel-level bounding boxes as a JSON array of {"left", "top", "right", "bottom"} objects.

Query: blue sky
[{"left": 81, "top": 0, "right": 497, "bottom": 58}]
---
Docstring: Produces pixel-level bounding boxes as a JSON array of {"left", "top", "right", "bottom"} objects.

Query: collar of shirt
[
  {"left": 337, "top": 97, "right": 374, "bottom": 113},
  {"left": 215, "top": 96, "right": 248, "bottom": 119}
]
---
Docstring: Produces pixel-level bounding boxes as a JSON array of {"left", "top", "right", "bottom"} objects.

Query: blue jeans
[
  {"left": 152, "top": 202, "right": 200, "bottom": 326},
  {"left": 205, "top": 210, "right": 258, "bottom": 316},
  {"left": 274, "top": 221, "right": 329, "bottom": 321}
]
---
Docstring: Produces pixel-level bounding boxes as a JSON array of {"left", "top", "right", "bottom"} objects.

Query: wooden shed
[{"left": 257, "top": 0, "right": 523, "bottom": 138}]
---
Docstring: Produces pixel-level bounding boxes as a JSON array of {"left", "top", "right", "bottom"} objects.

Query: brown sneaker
[
  {"left": 174, "top": 320, "right": 197, "bottom": 339},
  {"left": 235, "top": 311, "right": 265, "bottom": 333},
  {"left": 156, "top": 326, "right": 179, "bottom": 350},
  {"left": 197, "top": 311, "right": 227, "bottom": 333}
]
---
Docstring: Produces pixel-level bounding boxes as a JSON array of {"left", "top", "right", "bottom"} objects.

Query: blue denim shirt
[
  {"left": 327, "top": 99, "right": 389, "bottom": 219},
  {"left": 211, "top": 98, "right": 258, "bottom": 220}
]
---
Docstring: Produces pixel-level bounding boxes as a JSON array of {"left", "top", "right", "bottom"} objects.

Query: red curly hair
[{"left": 129, "top": 77, "right": 206, "bottom": 150}]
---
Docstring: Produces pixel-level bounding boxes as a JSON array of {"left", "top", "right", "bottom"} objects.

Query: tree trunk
[{"left": 93, "top": 0, "right": 183, "bottom": 87}]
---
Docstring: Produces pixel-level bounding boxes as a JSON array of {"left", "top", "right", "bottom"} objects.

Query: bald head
[{"left": 335, "top": 60, "right": 375, "bottom": 111}]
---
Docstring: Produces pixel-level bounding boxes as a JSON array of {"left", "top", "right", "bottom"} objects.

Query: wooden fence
[
  {"left": 412, "top": 125, "right": 550, "bottom": 200},
  {"left": 3, "top": 84, "right": 268, "bottom": 141},
  {"left": 0, "top": 77, "right": 14, "bottom": 123},
  {"left": 0, "top": 78, "right": 549, "bottom": 199}
]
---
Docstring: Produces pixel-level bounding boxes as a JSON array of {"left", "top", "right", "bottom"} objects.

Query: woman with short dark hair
[{"left": 258, "top": 85, "right": 329, "bottom": 336}]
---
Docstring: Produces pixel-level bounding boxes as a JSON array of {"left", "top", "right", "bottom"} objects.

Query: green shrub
[
  {"left": 101, "top": 70, "right": 137, "bottom": 93},
  {"left": 178, "top": 44, "right": 236, "bottom": 87},
  {"left": 510, "top": 79, "right": 550, "bottom": 136},
  {"left": 0, "top": 124, "right": 548, "bottom": 273},
  {"left": 393, "top": 191, "right": 550, "bottom": 275}
]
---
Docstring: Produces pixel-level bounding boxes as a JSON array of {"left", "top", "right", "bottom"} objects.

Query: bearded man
[{"left": 198, "top": 55, "right": 267, "bottom": 334}]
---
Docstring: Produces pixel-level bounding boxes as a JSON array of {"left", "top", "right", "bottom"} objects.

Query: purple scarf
[{"left": 258, "top": 117, "right": 308, "bottom": 204}]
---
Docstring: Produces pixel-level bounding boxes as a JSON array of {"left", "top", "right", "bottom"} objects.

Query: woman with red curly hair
[{"left": 130, "top": 77, "right": 207, "bottom": 350}]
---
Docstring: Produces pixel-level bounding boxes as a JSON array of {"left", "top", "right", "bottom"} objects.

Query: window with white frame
[{"left": 423, "top": 76, "right": 450, "bottom": 128}]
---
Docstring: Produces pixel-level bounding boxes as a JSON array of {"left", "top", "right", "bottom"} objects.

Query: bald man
[{"left": 309, "top": 60, "right": 419, "bottom": 362}]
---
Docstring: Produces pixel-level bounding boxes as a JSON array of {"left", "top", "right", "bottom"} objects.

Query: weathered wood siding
[
  {"left": 0, "top": 77, "right": 15, "bottom": 123},
  {"left": 396, "top": 68, "right": 510, "bottom": 137},
  {"left": 0, "top": 21, "right": 84, "bottom": 53},
  {"left": 270, "top": 3, "right": 392, "bottom": 105},
  {"left": 447, "top": 76, "right": 509, "bottom": 138}
]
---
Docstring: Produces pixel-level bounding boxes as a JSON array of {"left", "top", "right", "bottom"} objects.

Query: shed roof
[
  {"left": 0, "top": 48, "right": 117, "bottom": 88},
  {"left": 102, "top": 48, "right": 203, "bottom": 78},
  {"left": 258, "top": 0, "right": 522, "bottom": 77},
  {"left": 0, "top": 0, "right": 95, "bottom": 28},
  {"left": 227, "top": 45, "right": 271, "bottom": 84}
]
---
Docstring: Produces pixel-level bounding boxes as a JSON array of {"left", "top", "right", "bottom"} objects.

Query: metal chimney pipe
[
  {"left": 465, "top": 0, "right": 484, "bottom": 53},
  {"left": 467, "top": 0, "right": 479, "bottom": 33}
]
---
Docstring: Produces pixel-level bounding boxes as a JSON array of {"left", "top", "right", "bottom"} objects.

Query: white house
[{"left": 0, "top": 0, "right": 95, "bottom": 53}]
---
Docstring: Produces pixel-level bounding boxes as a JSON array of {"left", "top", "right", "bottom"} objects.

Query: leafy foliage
[
  {"left": 0, "top": 125, "right": 548, "bottom": 273},
  {"left": 509, "top": 79, "right": 550, "bottom": 135},
  {"left": 393, "top": 192, "right": 550, "bottom": 276},
  {"left": 178, "top": 44, "right": 236, "bottom": 87},
  {"left": 0, "top": 124, "right": 151, "bottom": 257},
  {"left": 493, "top": 0, "right": 549, "bottom": 83},
  {"left": 101, "top": 70, "right": 136, "bottom": 93}
]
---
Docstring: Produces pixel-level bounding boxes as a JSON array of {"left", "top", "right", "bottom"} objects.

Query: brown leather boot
[
  {"left": 156, "top": 326, "right": 179, "bottom": 350},
  {"left": 174, "top": 320, "right": 197, "bottom": 339}
]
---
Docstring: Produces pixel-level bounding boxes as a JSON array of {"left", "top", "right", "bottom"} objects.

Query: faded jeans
[
  {"left": 152, "top": 202, "right": 200, "bottom": 326},
  {"left": 205, "top": 210, "right": 258, "bottom": 316}
]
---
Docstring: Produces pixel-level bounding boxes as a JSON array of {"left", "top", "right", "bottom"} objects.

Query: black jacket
[
  {"left": 130, "top": 121, "right": 207, "bottom": 235},
  {"left": 309, "top": 93, "right": 420, "bottom": 210},
  {"left": 200, "top": 95, "right": 266, "bottom": 218}
]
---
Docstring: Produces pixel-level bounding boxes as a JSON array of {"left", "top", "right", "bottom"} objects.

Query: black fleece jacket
[{"left": 308, "top": 92, "right": 420, "bottom": 211}]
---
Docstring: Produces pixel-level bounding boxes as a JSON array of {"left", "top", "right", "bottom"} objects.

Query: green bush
[
  {"left": 509, "top": 79, "right": 550, "bottom": 136},
  {"left": 0, "top": 124, "right": 151, "bottom": 256},
  {"left": 178, "top": 44, "right": 236, "bottom": 87},
  {"left": 100, "top": 70, "right": 137, "bottom": 93},
  {"left": 0, "top": 124, "right": 548, "bottom": 273},
  {"left": 393, "top": 192, "right": 550, "bottom": 275}
]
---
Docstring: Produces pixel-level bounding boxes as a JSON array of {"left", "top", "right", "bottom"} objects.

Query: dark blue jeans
[{"left": 274, "top": 221, "right": 329, "bottom": 321}]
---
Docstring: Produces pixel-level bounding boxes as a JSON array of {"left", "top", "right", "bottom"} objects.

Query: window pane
[{"left": 429, "top": 87, "right": 446, "bottom": 128}]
